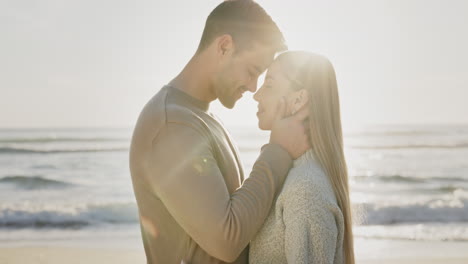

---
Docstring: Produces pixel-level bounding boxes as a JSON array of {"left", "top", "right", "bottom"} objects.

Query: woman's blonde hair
[{"left": 277, "top": 51, "right": 355, "bottom": 264}]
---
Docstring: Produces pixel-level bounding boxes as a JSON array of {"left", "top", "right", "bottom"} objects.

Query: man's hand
[{"left": 269, "top": 97, "right": 311, "bottom": 159}]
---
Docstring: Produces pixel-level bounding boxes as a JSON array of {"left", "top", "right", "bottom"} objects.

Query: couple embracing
[{"left": 129, "top": 1, "right": 354, "bottom": 263}]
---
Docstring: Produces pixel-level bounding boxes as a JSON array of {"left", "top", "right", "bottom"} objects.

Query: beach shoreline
[{"left": 1, "top": 237, "right": 467, "bottom": 264}]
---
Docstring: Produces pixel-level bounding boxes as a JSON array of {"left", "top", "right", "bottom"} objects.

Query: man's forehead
[
  {"left": 260, "top": 55, "right": 275, "bottom": 71},
  {"left": 264, "top": 61, "right": 281, "bottom": 77},
  {"left": 242, "top": 43, "right": 276, "bottom": 69}
]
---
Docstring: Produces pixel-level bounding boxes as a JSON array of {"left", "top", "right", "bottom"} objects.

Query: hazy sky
[{"left": 1, "top": 0, "right": 467, "bottom": 129}]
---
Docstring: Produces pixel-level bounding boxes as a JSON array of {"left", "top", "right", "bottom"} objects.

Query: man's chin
[
  {"left": 219, "top": 97, "right": 237, "bottom": 109},
  {"left": 257, "top": 120, "right": 269, "bottom": 131}
]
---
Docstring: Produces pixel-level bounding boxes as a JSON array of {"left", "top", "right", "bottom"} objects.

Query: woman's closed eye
[{"left": 248, "top": 68, "right": 259, "bottom": 79}]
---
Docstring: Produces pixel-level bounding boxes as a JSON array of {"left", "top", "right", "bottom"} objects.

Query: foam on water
[
  {"left": 360, "top": 193, "right": 468, "bottom": 225},
  {"left": 0, "top": 202, "right": 138, "bottom": 228},
  {"left": 0, "top": 146, "right": 128, "bottom": 154},
  {"left": 0, "top": 175, "right": 74, "bottom": 190},
  {"left": 354, "top": 223, "right": 468, "bottom": 241}
]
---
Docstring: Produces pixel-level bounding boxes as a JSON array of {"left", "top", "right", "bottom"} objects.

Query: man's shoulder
[
  {"left": 130, "top": 87, "right": 210, "bottom": 166},
  {"left": 141, "top": 86, "right": 204, "bottom": 125},
  {"left": 135, "top": 87, "right": 208, "bottom": 141}
]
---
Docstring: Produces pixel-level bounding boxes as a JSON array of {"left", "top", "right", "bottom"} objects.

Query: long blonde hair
[{"left": 277, "top": 51, "right": 355, "bottom": 264}]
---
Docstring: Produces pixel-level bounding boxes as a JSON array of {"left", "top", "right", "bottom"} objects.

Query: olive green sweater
[{"left": 129, "top": 86, "right": 292, "bottom": 264}]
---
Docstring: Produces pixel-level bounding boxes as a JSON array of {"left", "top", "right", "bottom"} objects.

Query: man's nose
[
  {"left": 253, "top": 86, "right": 262, "bottom": 102},
  {"left": 247, "top": 78, "right": 258, "bottom": 93}
]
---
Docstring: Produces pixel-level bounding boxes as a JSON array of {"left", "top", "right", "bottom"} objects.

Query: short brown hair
[{"left": 197, "top": 0, "right": 287, "bottom": 53}]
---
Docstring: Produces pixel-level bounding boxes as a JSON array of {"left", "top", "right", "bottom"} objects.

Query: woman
[{"left": 249, "top": 51, "right": 355, "bottom": 264}]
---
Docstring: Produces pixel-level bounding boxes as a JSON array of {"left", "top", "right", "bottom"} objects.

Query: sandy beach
[
  {"left": 1, "top": 237, "right": 467, "bottom": 264},
  {"left": 0, "top": 247, "right": 145, "bottom": 264},
  {"left": 354, "top": 238, "right": 468, "bottom": 264}
]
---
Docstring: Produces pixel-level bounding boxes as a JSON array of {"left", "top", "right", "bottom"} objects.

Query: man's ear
[
  {"left": 290, "top": 89, "right": 309, "bottom": 115},
  {"left": 216, "top": 34, "right": 234, "bottom": 57}
]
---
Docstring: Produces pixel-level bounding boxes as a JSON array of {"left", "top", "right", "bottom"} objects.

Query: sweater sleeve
[
  {"left": 283, "top": 180, "right": 339, "bottom": 264},
  {"left": 148, "top": 122, "right": 292, "bottom": 262}
]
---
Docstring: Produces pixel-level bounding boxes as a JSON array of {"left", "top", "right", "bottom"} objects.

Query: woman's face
[{"left": 253, "top": 61, "right": 294, "bottom": 130}]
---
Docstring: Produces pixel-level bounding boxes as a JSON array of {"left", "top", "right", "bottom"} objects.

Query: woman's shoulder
[{"left": 281, "top": 159, "right": 338, "bottom": 207}]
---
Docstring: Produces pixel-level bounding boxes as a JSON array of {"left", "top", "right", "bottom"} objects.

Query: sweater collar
[{"left": 293, "top": 149, "right": 316, "bottom": 167}]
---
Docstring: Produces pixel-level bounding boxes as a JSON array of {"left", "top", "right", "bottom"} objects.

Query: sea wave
[
  {"left": 345, "top": 126, "right": 468, "bottom": 137},
  {"left": 2, "top": 197, "right": 468, "bottom": 231},
  {"left": 0, "top": 203, "right": 138, "bottom": 229},
  {"left": 352, "top": 174, "right": 467, "bottom": 184},
  {"left": 354, "top": 223, "right": 468, "bottom": 241},
  {"left": 0, "top": 146, "right": 128, "bottom": 154},
  {"left": 348, "top": 143, "right": 468, "bottom": 149},
  {"left": 0, "top": 175, "right": 74, "bottom": 190},
  {"left": 0, "top": 137, "right": 129, "bottom": 143},
  {"left": 360, "top": 195, "right": 468, "bottom": 225}
]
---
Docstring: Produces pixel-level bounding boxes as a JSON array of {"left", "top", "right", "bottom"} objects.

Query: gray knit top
[{"left": 249, "top": 150, "right": 345, "bottom": 264}]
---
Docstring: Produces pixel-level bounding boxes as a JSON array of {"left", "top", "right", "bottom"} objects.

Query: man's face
[{"left": 213, "top": 43, "right": 275, "bottom": 109}]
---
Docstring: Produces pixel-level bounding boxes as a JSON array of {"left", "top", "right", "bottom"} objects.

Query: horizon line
[{"left": 1, "top": 122, "right": 468, "bottom": 130}]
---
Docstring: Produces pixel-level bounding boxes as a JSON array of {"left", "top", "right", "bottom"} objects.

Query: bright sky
[{"left": 1, "top": 0, "right": 467, "bottom": 129}]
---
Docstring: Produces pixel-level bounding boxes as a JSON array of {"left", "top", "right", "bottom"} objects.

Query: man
[{"left": 129, "top": 1, "right": 310, "bottom": 263}]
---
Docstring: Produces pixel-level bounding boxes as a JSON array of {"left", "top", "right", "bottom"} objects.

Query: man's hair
[{"left": 196, "top": 0, "right": 287, "bottom": 53}]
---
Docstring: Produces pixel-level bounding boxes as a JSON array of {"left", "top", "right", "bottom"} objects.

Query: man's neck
[{"left": 169, "top": 53, "right": 216, "bottom": 103}]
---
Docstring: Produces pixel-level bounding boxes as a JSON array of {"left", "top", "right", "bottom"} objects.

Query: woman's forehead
[{"left": 265, "top": 61, "right": 287, "bottom": 81}]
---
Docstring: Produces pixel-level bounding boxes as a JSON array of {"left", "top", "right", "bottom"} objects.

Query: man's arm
[{"left": 147, "top": 122, "right": 292, "bottom": 262}]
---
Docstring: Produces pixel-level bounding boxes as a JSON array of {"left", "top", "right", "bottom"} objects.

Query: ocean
[{"left": 0, "top": 124, "right": 467, "bottom": 243}]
